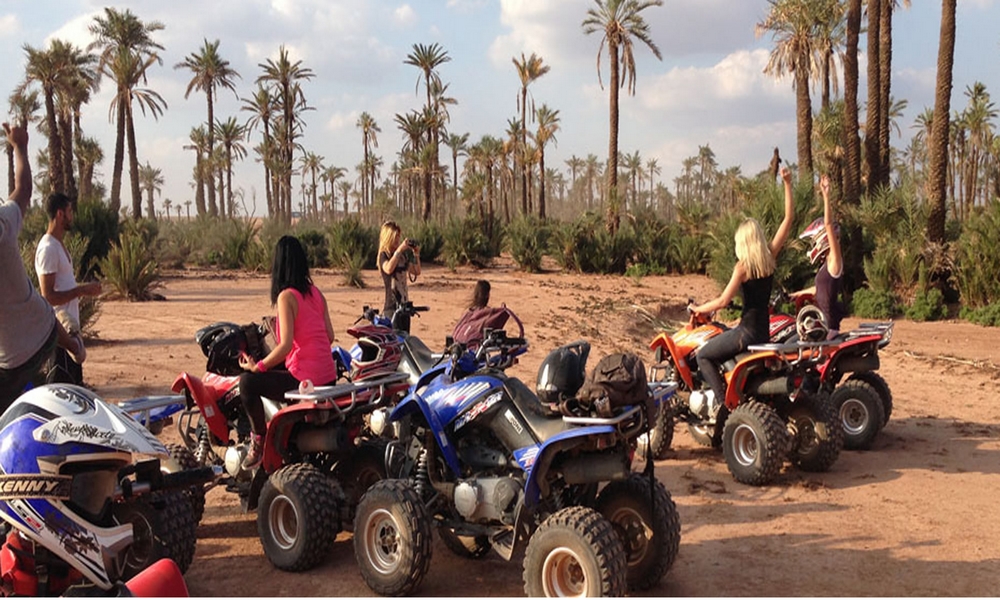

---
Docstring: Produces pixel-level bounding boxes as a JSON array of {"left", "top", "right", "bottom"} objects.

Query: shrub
[
  {"left": 506, "top": 215, "right": 549, "bottom": 273},
  {"left": 551, "top": 214, "right": 634, "bottom": 274},
  {"left": 954, "top": 201, "right": 1000, "bottom": 309},
  {"left": 296, "top": 229, "right": 330, "bottom": 269},
  {"left": 629, "top": 208, "right": 673, "bottom": 272},
  {"left": 341, "top": 249, "right": 366, "bottom": 288},
  {"left": 329, "top": 218, "right": 378, "bottom": 270},
  {"left": 850, "top": 287, "right": 898, "bottom": 319},
  {"left": 960, "top": 303, "right": 1000, "bottom": 327},
  {"left": 100, "top": 230, "right": 161, "bottom": 301},
  {"left": 905, "top": 287, "right": 946, "bottom": 322},
  {"left": 442, "top": 216, "right": 500, "bottom": 269},
  {"left": 215, "top": 219, "right": 260, "bottom": 270},
  {"left": 408, "top": 221, "right": 444, "bottom": 264},
  {"left": 671, "top": 229, "right": 710, "bottom": 275}
]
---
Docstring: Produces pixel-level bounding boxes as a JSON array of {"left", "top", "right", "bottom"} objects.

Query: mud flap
[{"left": 244, "top": 467, "right": 268, "bottom": 512}]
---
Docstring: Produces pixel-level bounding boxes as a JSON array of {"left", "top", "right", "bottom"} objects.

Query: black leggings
[
  {"left": 695, "top": 326, "right": 757, "bottom": 402},
  {"left": 239, "top": 370, "right": 300, "bottom": 435},
  {"left": 0, "top": 325, "right": 57, "bottom": 413}
]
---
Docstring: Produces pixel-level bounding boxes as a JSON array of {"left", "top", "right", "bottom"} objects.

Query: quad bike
[
  {"left": 645, "top": 307, "right": 843, "bottom": 486},
  {"left": 171, "top": 356, "right": 411, "bottom": 571},
  {"left": 767, "top": 291, "right": 895, "bottom": 450},
  {"left": 352, "top": 331, "right": 681, "bottom": 597},
  {"left": 0, "top": 384, "right": 215, "bottom": 596}
]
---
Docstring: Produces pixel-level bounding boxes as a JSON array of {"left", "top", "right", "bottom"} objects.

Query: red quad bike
[
  {"left": 768, "top": 291, "right": 895, "bottom": 450},
  {"left": 646, "top": 308, "right": 843, "bottom": 486},
  {"left": 171, "top": 322, "right": 411, "bottom": 572}
]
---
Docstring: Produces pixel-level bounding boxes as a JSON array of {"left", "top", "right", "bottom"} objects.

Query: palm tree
[
  {"left": 322, "top": 165, "right": 347, "bottom": 218},
  {"left": 75, "top": 136, "right": 103, "bottom": 201},
  {"left": 926, "top": 0, "right": 956, "bottom": 244},
  {"left": 357, "top": 112, "right": 380, "bottom": 210},
  {"left": 52, "top": 42, "right": 98, "bottom": 199},
  {"left": 875, "top": 1, "right": 912, "bottom": 192},
  {"left": 960, "top": 83, "right": 996, "bottom": 217},
  {"left": 175, "top": 39, "right": 241, "bottom": 218},
  {"left": 88, "top": 7, "right": 164, "bottom": 214},
  {"left": 444, "top": 132, "right": 469, "bottom": 217},
  {"left": 21, "top": 41, "right": 68, "bottom": 195},
  {"left": 337, "top": 180, "right": 352, "bottom": 217},
  {"left": 582, "top": 0, "right": 663, "bottom": 234},
  {"left": 842, "top": 0, "right": 863, "bottom": 207},
  {"left": 241, "top": 85, "right": 277, "bottom": 216},
  {"left": 404, "top": 43, "right": 451, "bottom": 221},
  {"left": 137, "top": 161, "right": 163, "bottom": 220},
  {"left": 532, "top": 105, "right": 560, "bottom": 219},
  {"left": 162, "top": 198, "right": 171, "bottom": 219},
  {"left": 513, "top": 52, "right": 550, "bottom": 216},
  {"left": 215, "top": 116, "right": 247, "bottom": 218},
  {"left": 757, "top": 0, "right": 827, "bottom": 178},
  {"left": 184, "top": 199, "right": 192, "bottom": 219},
  {"left": 7, "top": 89, "right": 41, "bottom": 194},
  {"left": 622, "top": 150, "right": 643, "bottom": 209},
  {"left": 298, "top": 151, "right": 323, "bottom": 218},
  {"left": 813, "top": 0, "right": 845, "bottom": 112},
  {"left": 183, "top": 126, "right": 209, "bottom": 216},
  {"left": 564, "top": 155, "right": 584, "bottom": 207},
  {"left": 257, "top": 46, "right": 314, "bottom": 224}
]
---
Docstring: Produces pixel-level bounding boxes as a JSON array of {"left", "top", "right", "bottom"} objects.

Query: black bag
[
  {"left": 576, "top": 353, "right": 653, "bottom": 418},
  {"left": 196, "top": 321, "right": 269, "bottom": 376}
]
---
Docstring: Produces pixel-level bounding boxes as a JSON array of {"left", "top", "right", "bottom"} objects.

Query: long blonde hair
[
  {"left": 734, "top": 218, "right": 775, "bottom": 280},
  {"left": 378, "top": 221, "right": 401, "bottom": 257}
]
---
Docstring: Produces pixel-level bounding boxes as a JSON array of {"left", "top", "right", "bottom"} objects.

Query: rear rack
[
  {"left": 118, "top": 394, "right": 185, "bottom": 428},
  {"left": 284, "top": 372, "right": 411, "bottom": 416},
  {"left": 747, "top": 340, "right": 839, "bottom": 366}
]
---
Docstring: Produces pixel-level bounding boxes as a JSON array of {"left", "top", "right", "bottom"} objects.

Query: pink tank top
[{"left": 277, "top": 285, "right": 337, "bottom": 385}]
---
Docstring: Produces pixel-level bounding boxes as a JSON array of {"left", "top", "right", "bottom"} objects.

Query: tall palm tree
[
  {"left": 75, "top": 136, "right": 103, "bottom": 201},
  {"left": 22, "top": 41, "right": 68, "bottom": 195},
  {"left": 842, "top": 0, "right": 862, "bottom": 207},
  {"left": 88, "top": 7, "right": 164, "bottom": 214},
  {"left": 583, "top": 0, "right": 663, "bottom": 234},
  {"left": 532, "top": 104, "right": 560, "bottom": 219},
  {"left": 565, "top": 155, "right": 584, "bottom": 206},
  {"left": 337, "top": 180, "right": 352, "bottom": 217},
  {"left": 875, "top": 1, "right": 912, "bottom": 192},
  {"left": 813, "top": 0, "right": 845, "bottom": 111},
  {"left": 322, "top": 165, "right": 347, "bottom": 218},
  {"left": 137, "top": 161, "right": 163, "bottom": 220},
  {"left": 960, "top": 83, "right": 996, "bottom": 217},
  {"left": 183, "top": 126, "right": 208, "bottom": 216},
  {"left": 444, "top": 132, "right": 469, "bottom": 217},
  {"left": 215, "top": 116, "right": 247, "bottom": 218},
  {"left": 241, "top": 85, "right": 276, "bottom": 216},
  {"left": 357, "top": 112, "right": 381, "bottom": 210},
  {"left": 757, "top": 0, "right": 826, "bottom": 178},
  {"left": 404, "top": 43, "right": 451, "bottom": 221},
  {"left": 184, "top": 199, "right": 192, "bottom": 219},
  {"left": 7, "top": 89, "right": 40, "bottom": 194},
  {"left": 622, "top": 150, "right": 643, "bottom": 209},
  {"left": 298, "top": 151, "right": 323, "bottom": 218},
  {"left": 926, "top": 0, "right": 956, "bottom": 244},
  {"left": 257, "top": 46, "right": 314, "bottom": 224},
  {"left": 175, "top": 39, "right": 241, "bottom": 218},
  {"left": 646, "top": 158, "right": 660, "bottom": 205},
  {"left": 52, "top": 42, "right": 98, "bottom": 199},
  {"left": 513, "top": 52, "right": 550, "bottom": 216}
]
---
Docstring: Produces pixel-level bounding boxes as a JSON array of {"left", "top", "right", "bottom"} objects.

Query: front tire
[
  {"left": 846, "top": 371, "right": 892, "bottom": 426},
  {"left": 354, "top": 480, "right": 432, "bottom": 596},
  {"left": 787, "top": 391, "right": 843, "bottom": 471},
  {"left": 831, "top": 380, "right": 885, "bottom": 450},
  {"left": 164, "top": 443, "right": 206, "bottom": 524},
  {"left": 257, "top": 463, "right": 340, "bottom": 572},
  {"left": 722, "top": 401, "right": 787, "bottom": 486},
  {"left": 523, "top": 507, "right": 626, "bottom": 597},
  {"left": 595, "top": 475, "right": 681, "bottom": 591},
  {"left": 635, "top": 406, "right": 674, "bottom": 460},
  {"left": 114, "top": 489, "right": 198, "bottom": 579}
]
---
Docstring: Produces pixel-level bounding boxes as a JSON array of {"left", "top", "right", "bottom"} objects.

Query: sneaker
[{"left": 242, "top": 434, "right": 263, "bottom": 470}]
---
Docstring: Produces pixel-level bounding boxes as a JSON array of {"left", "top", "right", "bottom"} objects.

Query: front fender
[
  {"left": 649, "top": 333, "right": 694, "bottom": 390},
  {"left": 389, "top": 393, "right": 462, "bottom": 475},
  {"left": 522, "top": 425, "right": 616, "bottom": 507}
]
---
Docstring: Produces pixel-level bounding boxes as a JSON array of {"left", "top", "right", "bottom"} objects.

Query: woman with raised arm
[
  {"left": 792, "top": 174, "right": 845, "bottom": 339},
  {"left": 691, "top": 166, "right": 796, "bottom": 409}
]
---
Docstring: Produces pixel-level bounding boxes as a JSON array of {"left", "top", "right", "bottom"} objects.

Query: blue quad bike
[{"left": 352, "top": 333, "right": 682, "bottom": 597}]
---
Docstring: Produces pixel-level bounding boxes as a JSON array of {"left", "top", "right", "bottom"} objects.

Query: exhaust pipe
[
  {"left": 296, "top": 427, "right": 347, "bottom": 454},
  {"left": 835, "top": 355, "right": 879, "bottom": 374},
  {"left": 746, "top": 376, "right": 793, "bottom": 397},
  {"left": 559, "top": 452, "right": 628, "bottom": 485}
]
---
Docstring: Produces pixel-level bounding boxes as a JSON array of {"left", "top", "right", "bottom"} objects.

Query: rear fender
[
  {"left": 649, "top": 333, "right": 694, "bottom": 389},
  {"left": 724, "top": 351, "right": 781, "bottom": 409},
  {"left": 170, "top": 372, "right": 233, "bottom": 443},
  {"left": 522, "top": 425, "right": 616, "bottom": 507},
  {"left": 262, "top": 401, "right": 356, "bottom": 473},
  {"left": 819, "top": 336, "right": 881, "bottom": 382}
]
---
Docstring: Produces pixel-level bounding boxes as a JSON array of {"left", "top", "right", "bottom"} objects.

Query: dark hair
[
  {"left": 45, "top": 193, "right": 74, "bottom": 220},
  {"left": 470, "top": 280, "right": 491, "bottom": 310},
  {"left": 270, "top": 235, "right": 313, "bottom": 305}
]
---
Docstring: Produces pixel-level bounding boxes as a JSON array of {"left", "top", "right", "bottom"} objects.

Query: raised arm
[
  {"left": 820, "top": 174, "right": 843, "bottom": 277},
  {"left": 769, "top": 166, "right": 795, "bottom": 259},
  {"left": 4, "top": 123, "right": 31, "bottom": 215}
]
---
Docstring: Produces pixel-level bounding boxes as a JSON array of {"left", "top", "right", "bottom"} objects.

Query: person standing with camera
[{"left": 377, "top": 221, "right": 421, "bottom": 322}]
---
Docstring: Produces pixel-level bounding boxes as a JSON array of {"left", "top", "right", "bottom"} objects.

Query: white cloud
[
  {"left": 0, "top": 14, "right": 18, "bottom": 37},
  {"left": 44, "top": 12, "right": 99, "bottom": 49},
  {"left": 394, "top": 4, "right": 417, "bottom": 27}
]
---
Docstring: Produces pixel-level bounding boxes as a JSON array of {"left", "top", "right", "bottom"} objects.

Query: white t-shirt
[
  {"left": 0, "top": 200, "right": 54, "bottom": 369},
  {"left": 35, "top": 233, "right": 80, "bottom": 332}
]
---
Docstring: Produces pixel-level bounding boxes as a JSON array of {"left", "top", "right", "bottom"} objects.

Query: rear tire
[
  {"left": 722, "top": 401, "right": 787, "bottom": 486},
  {"left": 635, "top": 406, "right": 674, "bottom": 460},
  {"left": 787, "top": 391, "right": 843, "bottom": 471},
  {"left": 164, "top": 443, "right": 206, "bottom": 524},
  {"left": 831, "top": 380, "right": 885, "bottom": 450},
  {"left": 354, "top": 480, "right": 432, "bottom": 596},
  {"left": 846, "top": 371, "right": 892, "bottom": 426},
  {"left": 687, "top": 423, "right": 715, "bottom": 447},
  {"left": 523, "top": 507, "right": 626, "bottom": 597},
  {"left": 114, "top": 489, "right": 198, "bottom": 579},
  {"left": 257, "top": 463, "right": 340, "bottom": 572},
  {"left": 595, "top": 475, "right": 681, "bottom": 591}
]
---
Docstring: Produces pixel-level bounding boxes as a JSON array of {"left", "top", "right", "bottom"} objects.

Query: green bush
[
  {"left": 341, "top": 250, "right": 366, "bottom": 288},
  {"left": 629, "top": 208, "right": 673, "bottom": 272},
  {"left": 296, "top": 229, "right": 330, "bottom": 269},
  {"left": 954, "top": 201, "right": 1000, "bottom": 309},
  {"left": 960, "top": 303, "right": 1000, "bottom": 327},
  {"left": 408, "top": 221, "right": 444, "bottom": 264},
  {"left": 329, "top": 218, "right": 378, "bottom": 270},
  {"left": 506, "top": 215, "right": 550, "bottom": 273},
  {"left": 671, "top": 229, "right": 710, "bottom": 275},
  {"left": 441, "top": 216, "right": 501, "bottom": 269},
  {"left": 214, "top": 219, "right": 260, "bottom": 270},
  {"left": 850, "top": 287, "right": 898, "bottom": 319},
  {"left": 100, "top": 230, "right": 161, "bottom": 301},
  {"left": 905, "top": 287, "right": 946, "bottom": 321},
  {"left": 551, "top": 214, "right": 634, "bottom": 274}
]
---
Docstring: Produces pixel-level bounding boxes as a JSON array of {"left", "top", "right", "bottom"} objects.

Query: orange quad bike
[{"left": 645, "top": 308, "right": 844, "bottom": 486}]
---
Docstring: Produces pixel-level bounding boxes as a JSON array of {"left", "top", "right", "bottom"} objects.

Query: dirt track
[{"left": 85, "top": 261, "right": 1000, "bottom": 596}]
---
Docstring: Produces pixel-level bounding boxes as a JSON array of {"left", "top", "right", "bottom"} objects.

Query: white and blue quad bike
[{"left": 352, "top": 333, "right": 682, "bottom": 597}]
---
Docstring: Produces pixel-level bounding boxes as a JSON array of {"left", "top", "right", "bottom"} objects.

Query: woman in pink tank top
[{"left": 236, "top": 235, "right": 338, "bottom": 469}]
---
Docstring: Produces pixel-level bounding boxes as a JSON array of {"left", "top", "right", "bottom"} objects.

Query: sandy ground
[{"left": 83, "top": 258, "right": 1000, "bottom": 597}]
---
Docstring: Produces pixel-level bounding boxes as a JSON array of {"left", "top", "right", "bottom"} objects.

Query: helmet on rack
[
  {"left": 0, "top": 384, "right": 168, "bottom": 590},
  {"left": 348, "top": 326, "right": 402, "bottom": 381},
  {"left": 796, "top": 305, "right": 829, "bottom": 342},
  {"left": 799, "top": 217, "right": 840, "bottom": 265},
  {"left": 536, "top": 341, "right": 591, "bottom": 404}
]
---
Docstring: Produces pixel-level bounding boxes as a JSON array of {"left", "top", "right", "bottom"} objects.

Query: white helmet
[
  {"left": 796, "top": 305, "right": 829, "bottom": 342},
  {"left": 799, "top": 217, "right": 840, "bottom": 265}
]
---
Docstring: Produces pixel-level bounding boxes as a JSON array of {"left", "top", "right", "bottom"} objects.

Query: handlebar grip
[
  {"left": 413, "top": 306, "right": 429, "bottom": 313},
  {"left": 160, "top": 466, "right": 216, "bottom": 490}
]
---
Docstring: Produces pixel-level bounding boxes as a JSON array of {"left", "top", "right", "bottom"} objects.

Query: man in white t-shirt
[
  {"left": 35, "top": 192, "right": 101, "bottom": 384},
  {"left": 0, "top": 123, "right": 83, "bottom": 411}
]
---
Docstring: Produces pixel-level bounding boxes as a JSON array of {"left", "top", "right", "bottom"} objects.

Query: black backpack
[
  {"left": 576, "top": 352, "right": 653, "bottom": 418},
  {"left": 196, "top": 322, "right": 269, "bottom": 376}
]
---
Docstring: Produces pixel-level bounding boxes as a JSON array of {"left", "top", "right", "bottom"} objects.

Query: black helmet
[{"left": 536, "top": 341, "right": 590, "bottom": 404}]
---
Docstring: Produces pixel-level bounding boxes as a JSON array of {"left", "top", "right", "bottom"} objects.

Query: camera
[{"left": 406, "top": 238, "right": 419, "bottom": 248}]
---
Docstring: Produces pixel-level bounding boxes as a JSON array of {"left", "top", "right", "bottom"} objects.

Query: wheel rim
[
  {"left": 793, "top": 413, "right": 819, "bottom": 455},
  {"left": 541, "top": 546, "right": 587, "bottom": 597},
  {"left": 363, "top": 508, "right": 402, "bottom": 575},
  {"left": 267, "top": 494, "right": 300, "bottom": 551},
  {"left": 839, "top": 397, "right": 869, "bottom": 435},
  {"left": 731, "top": 423, "right": 760, "bottom": 466},
  {"left": 607, "top": 506, "right": 651, "bottom": 568},
  {"left": 123, "top": 513, "right": 154, "bottom": 570}
]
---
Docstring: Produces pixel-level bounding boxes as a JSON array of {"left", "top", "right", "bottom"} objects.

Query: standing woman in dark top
[
  {"left": 791, "top": 174, "right": 845, "bottom": 339},
  {"left": 377, "top": 221, "right": 421, "bottom": 318},
  {"left": 691, "top": 166, "right": 796, "bottom": 406}
]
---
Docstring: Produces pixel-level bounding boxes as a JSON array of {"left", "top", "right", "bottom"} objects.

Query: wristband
[{"left": 256, "top": 360, "right": 267, "bottom": 373}]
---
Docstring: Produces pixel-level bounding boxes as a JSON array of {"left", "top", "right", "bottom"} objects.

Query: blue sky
[{"left": 2, "top": 0, "right": 998, "bottom": 215}]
